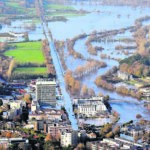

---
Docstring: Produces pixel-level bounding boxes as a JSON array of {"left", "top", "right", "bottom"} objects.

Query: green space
[
  {"left": 4, "top": 41, "right": 48, "bottom": 79},
  {"left": 45, "top": 4, "right": 86, "bottom": 17},
  {"left": 46, "top": 12, "right": 85, "bottom": 17},
  {"left": 4, "top": 42, "right": 45, "bottom": 66},
  {"left": 45, "top": 4, "right": 75, "bottom": 11},
  {"left": 11, "top": 67, "right": 48, "bottom": 79},
  {"left": 3, "top": 0, "right": 36, "bottom": 16},
  {"left": 14, "top": 67, "right": 47, "bottom": 75},
  {"left": 120, "top": 54, "right": 150, "bottom": 66}
]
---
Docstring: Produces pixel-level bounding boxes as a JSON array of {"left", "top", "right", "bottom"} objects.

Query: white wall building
[
  {"left": 61, "top": 130, "right": 78, "bottom": 147},
  {"left": 74, "top": 97, "right": 107, "bottom": 117}
]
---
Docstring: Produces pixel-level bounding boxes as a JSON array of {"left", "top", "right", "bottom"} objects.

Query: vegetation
[
  {"left": 119, "top": 54, "right": 150, "bottom": 77},
  {"left": 3, "top": 41, "right": 48, "bottom": 79},
  {"left": 45, "top": 4, "right": 74, "bottom": 11},
  {"left": 95, "top": 76, "right": 115, "bottom": 91},
  {"left": 12, "top": 67, "right": 48, "bottom": 79},
  {"left": 65, "top": 70, "right": 81, "bottom": 95},
  {"left": 5, "top": 42, "right": 45, "bottom": 66}
]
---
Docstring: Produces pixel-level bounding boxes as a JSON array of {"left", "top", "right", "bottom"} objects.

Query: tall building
[{"left": 36, "top": 79, "right": 56, "bottom": 106}]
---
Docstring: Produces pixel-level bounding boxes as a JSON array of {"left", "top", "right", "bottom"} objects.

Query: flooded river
[{"left": 1, "top": 2, "right": 150, "bottom": 123}]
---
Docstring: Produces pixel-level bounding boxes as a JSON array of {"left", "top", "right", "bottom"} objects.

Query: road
[{"left": 37, "top": 0, "right": 78, "bottom": 129}]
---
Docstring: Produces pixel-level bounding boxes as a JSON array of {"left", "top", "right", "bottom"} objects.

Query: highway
[{"left": 37, "top": 0, "right": 78, "bottom": 129}]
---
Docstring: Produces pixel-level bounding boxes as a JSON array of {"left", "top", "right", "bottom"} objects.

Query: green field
[
  {"left": 47, "top": 12, "right": 85, "bottom": 17},
  {"left": 13, "top": 67, "right": 47, "bottom": 75},
  {"left": 12, "top": 67, "right": 48, "bottom": 79},
  {"left": 45, "top": 4, "right": 74, "bottom": 10},
  {"left": 4, "top": 42, "right": 45, "bottom": 65}
]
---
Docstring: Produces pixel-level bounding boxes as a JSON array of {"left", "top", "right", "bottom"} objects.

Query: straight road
[{"left": 37, "top": 0, "right": 78, "bottom": 129}]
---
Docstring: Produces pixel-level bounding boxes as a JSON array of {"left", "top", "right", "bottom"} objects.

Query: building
[
  {"left": 29, "top": 108, "right": 63, "bottom": 121},
  {"left": 31, "top": 100, "right": 40, "bottom": 112},
  {"left": 34, "top": 120, "right": 45, "bottom": 131},
  {"left": 44, "top": 122, "right": 72, "bottom": 138},
  {"left": 9, "top": 100, "right": 26, "bottom": 109},
  {"left": 61, "top": 129, "right": 78, "bottom": 147},
  {"left": 117, "top": 71, "right": 133, "bottom": 81},
  {"left": 86, "top": 137, "right": 145, "bottom": 150},
  {"left": 139, "top": 87, "right": 150, "bottom": 100},
  {"left": 3, "top": 109, "right": 18, "bottom": 120},
  {"left": 36, "top": 79, "right": 56, "bottom": 106},
  {"left": 0, "top": 138, "right": 30, "bottom": 149},
  {"left": 73, "top": 97, "right": 107, "bottom": 117}
]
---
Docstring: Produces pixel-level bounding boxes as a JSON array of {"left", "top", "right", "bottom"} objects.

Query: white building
[
  {"left": 74, "top": 97, "right": 107, "bottom": 117},
  {"left": 31, "top": 100, "right": 40, "bottom": 112},
  {"left": 36, "top": 79, "right": 56, "bottom": 107},
  {"left": 117, "top": 71, "right": 133, "bottom": 81},
  {"left": 61, "top": 130, "right": 78, "bottom": 147},
  {"left": 9, "top": 100, "right": 26, "bottom": 109}
]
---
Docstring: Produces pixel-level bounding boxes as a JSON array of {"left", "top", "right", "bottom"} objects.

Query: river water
[
  {"left": 47, "top": 3, "right": 150, "bottom": 123},
  {"left": 1, "top": 3, "right": 150, "bottom": 123}
]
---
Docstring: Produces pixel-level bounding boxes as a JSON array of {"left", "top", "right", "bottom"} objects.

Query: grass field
[
  {"left": 47, "top": 12, "right": 85, "bottom": 17},
  {"left": 4, "top": 42, "right": 45, "bottom": 65},
  {"left": 13, "top": 67, "right": 47, "bottom": 75},
  {"left": 12, "top": 67, "right": 48, "bottom": 79},
  {"left": 45, "top": 4, "right": 74, "bottom": 10}
]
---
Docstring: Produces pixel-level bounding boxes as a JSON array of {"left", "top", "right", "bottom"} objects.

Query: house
[
  {"left": 139, "top": 87, "right": 150, "bottom": 99},
  {"left": 117, "top": 71, "right": 133, "bottom": 81},
  {"left": 61, "top": 129, "right": 78, "bottom": 147},
  {"left": 45, "top": 122, "right": 72, "bottom": 139}
]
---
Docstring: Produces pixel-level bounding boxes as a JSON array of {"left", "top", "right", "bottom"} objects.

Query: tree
[
  {"left": 104, "top": 95, "right": 109, "bottom": 101},
  {"left": 134, "top": 135, "right": 139, "bottom": 142},
  {"left": 7, "top": 59, "right": 16, "bottom": 79},
  {"left": 0, "top": 99, "right": 3, "bottom": 106},
  {"left": 77, "top": 143, "right": 85, "bottom": 150},
  {"left": 113, "top": 125, "right": 120, "bottom": 135},
  {"left": 81, "top": 85, "right": 88, "bottom": 96},
  {"left": 98, "top": 92, "right": 103, "bottom": 97},
  {"left": 44, "top": 141, "right": 54, "bottom": 150},
  {"left": 88, "top": 88, "right": 95, "bottom": 97},
  {"left": 105, "top": 131, "right": 114, "bottom": 138},
  {"left": 18, "top": 142, "right": 25, "bottom": 150},
  {"left": 100, "top": 124, "right": 112, "bottom": 137},
  {"left": 6, "top": 132, "right": 12, "bottom": 138},
  {"left": 23, "top": 94, "right": 32, "bottom": 103},
  {"left": 45, "top": 134, "right": 53, "bottom": 142},
  {"left": 136, "top": 114, "right": 142, "bottom": 119}
]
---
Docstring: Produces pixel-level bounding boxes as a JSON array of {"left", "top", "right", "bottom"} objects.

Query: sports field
[{"left": 4, "top": 42, "right": 45, "bottom": 65}]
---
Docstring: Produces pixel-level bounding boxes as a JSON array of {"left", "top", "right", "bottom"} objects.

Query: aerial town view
[{"left": 0, "top": 0, "right": 150, "bottom": 149}]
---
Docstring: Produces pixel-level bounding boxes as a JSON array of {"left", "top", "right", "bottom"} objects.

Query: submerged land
[{"left": 0, "top": 0, "right": 150, "bottom": 149}]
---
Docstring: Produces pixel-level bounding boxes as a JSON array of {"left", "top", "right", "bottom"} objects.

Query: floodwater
[
  {"left": 1, "top": 3, "right": 150, "bottom": 124},
  {"left": 47, "top": 3, "right": 150, "bottom": 123}
]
